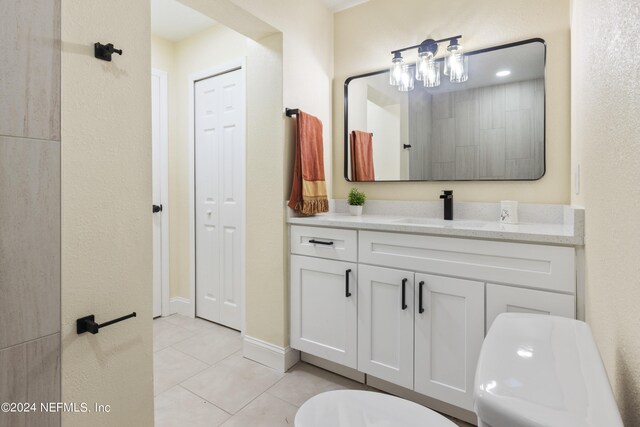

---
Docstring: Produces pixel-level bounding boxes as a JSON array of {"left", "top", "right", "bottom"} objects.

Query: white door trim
[
  {"left": 152, "top": 67, "right": 171, "bottom": 317},
  {"left": 188, "top": 58, "right": 246, "bottom": 335}
]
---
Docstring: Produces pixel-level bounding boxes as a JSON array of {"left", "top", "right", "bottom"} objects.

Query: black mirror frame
[{"left": 344, "top": 38, "right": 547, "bottom": 183}]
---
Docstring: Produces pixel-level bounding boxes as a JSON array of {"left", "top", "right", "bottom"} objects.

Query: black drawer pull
[
  {"left": 401, "top": 278, "right": 408, "bottom": 310},
  {"left": 309, "top": 239, "right": 334, "bottom": 246},
  {"left": 419, "top": 281, "right": 425, "bottom": 314},
  {"left": 345, "top": 269, "right": 352, "bottom": 297}
]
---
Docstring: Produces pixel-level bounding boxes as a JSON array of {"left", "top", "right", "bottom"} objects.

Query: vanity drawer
[
  {"left": 291, "top": 226, "right": 357, "bottom": 262},
  {"left": 359, "top": 231, "right": 575, "bottom": 293}
]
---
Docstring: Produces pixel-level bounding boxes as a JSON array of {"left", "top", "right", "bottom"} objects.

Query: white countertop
[{"left": 288, "top": 213, "right": 583, "bottom": 246}]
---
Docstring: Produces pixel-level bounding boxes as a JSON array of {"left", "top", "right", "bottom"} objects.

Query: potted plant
[{"left": 347, "top": 188, "right": 366, "bottom": 216}]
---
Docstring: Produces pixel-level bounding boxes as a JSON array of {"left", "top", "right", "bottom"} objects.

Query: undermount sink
[{"left": 391, "top": 217, "right": 489, "bottom": 228}]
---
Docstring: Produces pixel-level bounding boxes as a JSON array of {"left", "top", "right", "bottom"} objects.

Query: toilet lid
[{"left": 295, "top": 390, "right": 457, "bottom": 427}]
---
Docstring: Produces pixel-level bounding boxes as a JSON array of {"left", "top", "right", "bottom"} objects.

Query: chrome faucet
[{"left": 440, "top": 190, "right": 453, "bottom": 220}]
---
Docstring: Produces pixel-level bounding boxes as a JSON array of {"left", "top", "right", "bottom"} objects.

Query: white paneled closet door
[{"left": 195, "top": 68, "right": 244, "bottom": 330}]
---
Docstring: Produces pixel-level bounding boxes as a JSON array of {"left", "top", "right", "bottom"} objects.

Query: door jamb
[{"left": 152, "top": 68, "right": 171, "bottom": 317}]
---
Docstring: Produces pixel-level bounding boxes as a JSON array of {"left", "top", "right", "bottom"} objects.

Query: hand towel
[
  {"left": 350, "top": 130, "right": 375, "bottom": 181},
  {"left": 288, "top": 111, "right": 329, "bottom": 215}
]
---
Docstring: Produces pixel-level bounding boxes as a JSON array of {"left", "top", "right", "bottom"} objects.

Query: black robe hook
[{"left": 94, "top": 42, "right": 123, "bottom": 62}]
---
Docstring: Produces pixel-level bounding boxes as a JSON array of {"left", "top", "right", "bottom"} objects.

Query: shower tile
[
  {"left": 25, "top": 334, "right": 61, "bottom": 427},
  {"left": 0, "top": 0, "right": 61, "bottom": 140},
  {"left": 0, "top": 334, "right": 60, "bottom": 427},
  {"left": 0, "top": 137, "right": 60, "bottom": 350}
]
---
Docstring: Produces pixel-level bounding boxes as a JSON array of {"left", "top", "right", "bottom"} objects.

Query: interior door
[
  {"left": 151, "top": 68, "right": 167, "bottom": 318},
  {"left": 358, "top": 264, "right": 414, "bottom": 389},
  {"left": 195, "top": 68, "right": 244, "bottom": 330}
]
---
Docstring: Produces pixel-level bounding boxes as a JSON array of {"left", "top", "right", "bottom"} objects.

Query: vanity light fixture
[
  {"left": 496, "top": 70, "right": 511, "bottom": 77},
  {"left": 390, "top": 35, "right": 468, "bottom": 91}
]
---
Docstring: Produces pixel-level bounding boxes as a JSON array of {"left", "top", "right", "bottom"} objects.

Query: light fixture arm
[{"left": 390, "top": 35, "right": 462, "bottom": 56}]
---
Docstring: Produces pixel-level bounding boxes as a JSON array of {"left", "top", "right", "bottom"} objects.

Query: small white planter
[{"left": 348, "top": 205, "right": 363, "bottom": 216}]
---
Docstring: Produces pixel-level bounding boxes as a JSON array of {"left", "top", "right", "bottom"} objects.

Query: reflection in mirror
[{"left": 345, "top": 39, "right": 546, "bottom": 182}]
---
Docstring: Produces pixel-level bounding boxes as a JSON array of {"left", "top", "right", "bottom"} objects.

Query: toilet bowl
[
  {"left": 295, "top": 313, "right": 623, "bottom": 427},
  {"left": 295, "top": 390, "right": 457, "bottom": 427}
]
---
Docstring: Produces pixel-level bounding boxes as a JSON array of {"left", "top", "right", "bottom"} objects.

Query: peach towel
[
  {"left": 288, "top": 111, "right": 329, "bottom": 215},
  {"left": 350, "top": 130, "right": 375, "bottom": 181}
]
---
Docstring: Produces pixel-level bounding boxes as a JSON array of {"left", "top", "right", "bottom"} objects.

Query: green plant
[{"left": 348, "top": 188, "right": 366, "bottom": 206}]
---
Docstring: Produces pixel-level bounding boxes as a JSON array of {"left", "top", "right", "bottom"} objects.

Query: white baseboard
[
  {"left": 243, "top": 336, "right": 300, "bottom": 373},
  {"left": 170, "top": 297, "right": 191, "bottom": 317}
]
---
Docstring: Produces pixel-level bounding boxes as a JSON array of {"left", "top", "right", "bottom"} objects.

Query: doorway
[{"left": 192, "top": 65, "right": 246, "bottom": 331}]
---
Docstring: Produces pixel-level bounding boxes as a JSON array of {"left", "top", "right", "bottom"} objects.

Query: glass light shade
[
  {"left": 423, "top": 60, "right": 441, "bottom": 88},
  {"left": 389, "top": 56, "right": 404, "bottom": 86},
  {"left": 415, "top": 51, "right": 434, "bottom": 81},
  {"left": 449, "top": 54, "right": 468, "bottom": 83},
  {"left": 398, "top": 65, "right": 414, "bottom": 91},
  {"left": 443, "top": 44, "right": 463, "bottom": 76}
]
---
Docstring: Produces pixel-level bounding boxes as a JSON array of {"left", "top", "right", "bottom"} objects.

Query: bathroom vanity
[{"left": 288, "top": 202, "right": 583, "bottom": 417}]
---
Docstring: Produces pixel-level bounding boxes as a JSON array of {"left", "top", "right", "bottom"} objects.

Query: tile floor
[{"left": 153, "top": 314, "right": 474, "bottom": 427}]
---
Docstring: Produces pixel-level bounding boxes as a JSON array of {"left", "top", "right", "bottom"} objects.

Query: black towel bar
[
  {"left": 76, "top": 312, "right": 137, "bottom": 335},
  {"left": 285, "top": 108, "right": 299, "bottom": 117}
]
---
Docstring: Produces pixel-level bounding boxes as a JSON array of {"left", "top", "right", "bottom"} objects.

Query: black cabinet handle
[
  {"left": 309, "top": 239, "right": 334, "bottom": 246},
  {"left": 153, "top": 204, "right": 163, "bottom": 213},
  {"left": 419, "top": 281, "right": 425, "bottom": 314},
  {"left": 345, "top": 269, "right": 352, "bottom": 297},
  {"left": 401, "top": 278, "right": 408, "bottom": 310}
]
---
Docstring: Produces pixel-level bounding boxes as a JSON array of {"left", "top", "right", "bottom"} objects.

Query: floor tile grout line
[
  {"left": 177, "top": 381, "right": 241, "bottom": 416},
  {"left": 175, "top": 384, "right": 234, "bottom": 417},
  {"left": 264, "top": 390, "right": 302, "bottom": 409},
  {"left": 169, "top": 339, "right": 242, "bottom": 367},
  {"left": 175, "top": 354, "right": 284, "bottom": 417}
]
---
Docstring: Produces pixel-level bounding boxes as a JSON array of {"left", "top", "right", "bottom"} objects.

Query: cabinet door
[
  {"left": 358, "top": 265, "right": 414, "bottom": 389},
  {"left": 414, "top": 273, "right": 484, "bottom": 411},
  {"left": 486, "top": 283, "right": 576, "bottom": 332},
  {"left": 290, "top": 255, "right": 358, "bottom": 368}
]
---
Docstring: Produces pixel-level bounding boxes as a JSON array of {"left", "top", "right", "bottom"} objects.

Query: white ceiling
[
  {"left": 151, "top": 0, "right": 368, "bottom": 42},
  {"left": 151, "top": 0, "right": 217, "bottom": 42},
  {"left": 321, "top": 0, "right": 370, "bottom": 12}
]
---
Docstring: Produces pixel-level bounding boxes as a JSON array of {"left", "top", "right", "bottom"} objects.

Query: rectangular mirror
[{"left": 345, "top": 38, "right": 546, "bottom": 182}]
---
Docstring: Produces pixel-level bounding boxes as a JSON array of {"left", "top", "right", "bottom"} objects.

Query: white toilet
[{"left": 295, "top": 313, "right": 623, "bottom": 427}]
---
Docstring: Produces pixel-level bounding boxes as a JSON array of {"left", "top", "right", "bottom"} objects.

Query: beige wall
[
  {"left": 152, "top": 25, "right": 250, "bottom": 299},
  {"left": 333, "top": 0, "right": 571, "bottom": 203},
  {"left": 571, "top": 0, "right": 640, "bottom": 424},
  {"left": 170, "top": 0, "right": 333, "bottom": 348},
  {"left": 61, "top": 0, "right": 154, "bottom": 426}
]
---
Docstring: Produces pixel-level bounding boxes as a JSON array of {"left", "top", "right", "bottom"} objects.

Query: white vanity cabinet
[
  {"left": 414, "top": 274, "right": 484, "bottom": 410},
  {"left": 290, "top": 226, "right": 359, "bottom": 368},
  {"left": 357, "top": 267, "right": 484, "bottom": 410},
  {"left": 289, "top": 224, "right": 578, "bottom": 414},
  {"left": 485, "top": 283, "right": 576, "bottom": 331},
  {"left": 358, "top": 265, "right": 415, "bottom": 389}
]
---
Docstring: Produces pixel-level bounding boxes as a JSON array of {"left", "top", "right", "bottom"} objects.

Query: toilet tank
[{"left": 474, "top": 313, "right": 623, "bottom": 427}]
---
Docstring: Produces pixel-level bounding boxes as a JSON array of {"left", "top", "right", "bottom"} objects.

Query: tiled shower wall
[
  {"left": 0, "top": 1, "right": 61, "bottom": 426},
  {"left": 410, "top": 78, "right": 544, "bottom": 180}
]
